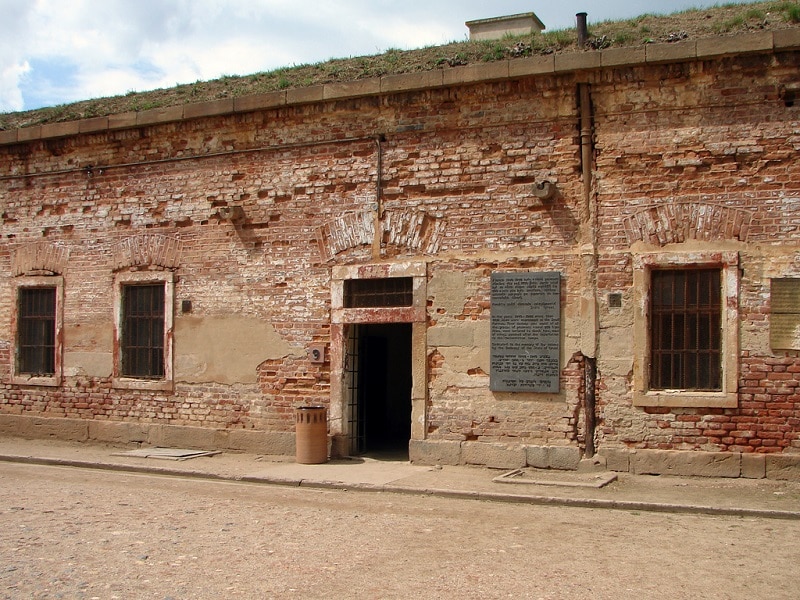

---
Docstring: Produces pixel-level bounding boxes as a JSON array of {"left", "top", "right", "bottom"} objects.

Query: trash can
[{"left": 295, "top": 405, "right": 328, "bottom": 464}]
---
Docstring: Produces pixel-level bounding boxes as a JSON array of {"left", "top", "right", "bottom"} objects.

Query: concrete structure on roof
[
  {"left": 466, "top": 12, "right": 546, "bottom": 40},
  {"left": 1, "top": 26, "right": 800, "bottom": 481}
]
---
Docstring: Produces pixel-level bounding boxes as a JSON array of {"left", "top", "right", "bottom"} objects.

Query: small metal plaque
[
  {"left": 490, "top": 272, "right": 560, "bottom": 393},
  {"left": 771, "top": 279, "right": 800, "bottom": 350},
  {"left": 771, "top": 278, "right": 800, "bottom": 313}
]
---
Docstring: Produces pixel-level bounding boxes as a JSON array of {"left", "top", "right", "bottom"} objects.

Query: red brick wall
[
  {"left": 594, "top": 52, "right": 800, "bottom": 454},
  {"left": 2, "top": 48, "right": 800, "bottom": 457}
]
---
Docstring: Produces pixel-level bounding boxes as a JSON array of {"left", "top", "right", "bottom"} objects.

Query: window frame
[
  {"left": 11, "top": 276, "right": 64, "bottom": 387},
  {"left": 633, "top": 251, "right": 738, "bottom": 408},
  {"left": 113, "top": 271, "right": 174, "bottom": 391},
  {"left": 649, "top": 268, "right": 722, "bottom": 391}
]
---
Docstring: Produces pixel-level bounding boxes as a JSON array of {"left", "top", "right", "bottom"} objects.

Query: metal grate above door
[{"left": 343, "top": 277, "right": 413, "bottom": 308}]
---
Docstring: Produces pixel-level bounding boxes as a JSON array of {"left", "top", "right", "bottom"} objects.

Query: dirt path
[{"left": 1, "top": 462, "right": 797, "bottom": 599}]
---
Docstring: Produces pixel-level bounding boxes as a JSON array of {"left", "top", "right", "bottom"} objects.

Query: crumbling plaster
[
  {"left": 175, "top": 315, "right": 301, "bottom": 384},
  {"left": 63, "top": 321, "right": 113, "bottom": 377}
]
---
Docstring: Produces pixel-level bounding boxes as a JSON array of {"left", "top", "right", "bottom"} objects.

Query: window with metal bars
[
  {"left": 121, "top": 283, "right": 165, "bottom": 378},
  {"left": 650, "top": 268, "right": 721, "bottom": 391},
  {"left": 17, "top": 287, "right": 56, "bottom": 375},
  {"left": 343, "top": 277, "right": 413, "bottom": 308}
]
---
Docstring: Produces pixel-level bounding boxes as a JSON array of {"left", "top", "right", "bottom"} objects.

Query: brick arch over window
[
  {"left": 316, "top": 210, "right": 374, "bottom": 261},
  {"left": 11, "top": 242, "right": 69, "bottom": 276},
  {"left": 111, "top": 234, "right": 183, "bottom": 271},
  {"left": 316, "top": 209, "right": 444, "bottom": 261},
  {"left": 624, "top": 203, "right": 752, "bottom": 246}
]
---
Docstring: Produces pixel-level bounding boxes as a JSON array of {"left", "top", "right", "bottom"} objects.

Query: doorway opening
[{"left": 346, "top": 323, "right": 412, "bottom": 458}]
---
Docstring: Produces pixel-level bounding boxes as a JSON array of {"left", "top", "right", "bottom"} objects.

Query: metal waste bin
[{"left": 295, "top": 405, "right": 328, "bottom": 464}]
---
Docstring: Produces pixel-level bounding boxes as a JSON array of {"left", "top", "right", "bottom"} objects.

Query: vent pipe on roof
[{"left": 576, "top": 12, "right": 588, "bottom": 47}]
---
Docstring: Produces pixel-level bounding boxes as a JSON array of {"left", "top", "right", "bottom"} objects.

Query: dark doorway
[{"left": 347, "top": 323, "right": 412, "bottom": 458}]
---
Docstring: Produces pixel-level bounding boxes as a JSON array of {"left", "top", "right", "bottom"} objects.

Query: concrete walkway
[{"left": 1, "top": 436, "right": 799, "bottom": 520}]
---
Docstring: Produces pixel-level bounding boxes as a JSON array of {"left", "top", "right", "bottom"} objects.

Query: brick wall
[
  {"left": 594, "top": 52, "right": 800, "bottom": 455},
  {"left": 1, "top": 42, "right": 800, "bottom": 463}
]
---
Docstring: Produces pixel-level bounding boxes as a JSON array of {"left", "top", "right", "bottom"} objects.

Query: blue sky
[{"left": 0, "top": 0, "right": 759, "bottom": 113}]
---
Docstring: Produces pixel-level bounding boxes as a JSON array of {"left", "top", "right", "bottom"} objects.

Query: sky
[{"left": 1, "top": 0, "right": 759, "bottom": 114}]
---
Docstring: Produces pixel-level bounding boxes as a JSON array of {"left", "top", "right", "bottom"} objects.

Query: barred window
[
  {"left": 650, "top": 269, "right": 721, "bottom": 391},
  {"left": 17, "top": 287, "right": 56, "bottom": 376},
  {"left": 344, "top": 277, "right": 413, "bottom": 308},
  {"left": 121, "top": 283, "right": 165, "bottom": 378}
]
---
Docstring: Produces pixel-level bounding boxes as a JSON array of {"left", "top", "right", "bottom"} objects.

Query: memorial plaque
[
  {"left": 490, "top": 271, "right": 560, "bottom": 393},
  {"left": 771, "top": 278, "right": 800, "bottom": 313}
]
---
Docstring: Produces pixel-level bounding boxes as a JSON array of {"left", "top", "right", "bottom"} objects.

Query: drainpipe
[
  {"left": 577, "top": 13, "right": 597, "bottom": 457},
  {"left": 579, "top": 82, "right": 597, "bottom": 458}
]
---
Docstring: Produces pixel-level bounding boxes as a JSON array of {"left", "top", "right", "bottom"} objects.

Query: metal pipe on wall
[{"left": 578, "top": 74, "right": 597, "bottom": 458}]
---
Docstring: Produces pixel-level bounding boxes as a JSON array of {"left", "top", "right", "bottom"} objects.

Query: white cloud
[{"left": 0, "top": 61, "right": 30, "bottom": 112}]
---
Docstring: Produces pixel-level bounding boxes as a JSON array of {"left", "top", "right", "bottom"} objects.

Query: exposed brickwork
[
  {"left": 595, "top": 51, "right": 800, "bottom": 455},
  {"left": 11, "top": 242, "right": 70, "bottom": 276},
  {"left": 623, "top": 203, "right": 753, "bottom": 245},
  {"left": 112, "top": 234, "right": 183, "bottom": 271},
  {"left": 258, "top": 357, "right": 331, "bottom": 432}
]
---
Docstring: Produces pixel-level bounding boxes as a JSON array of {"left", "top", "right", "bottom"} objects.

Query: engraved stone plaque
[{"left": 490, "top": 271, "right": 560, "bottom": 392}]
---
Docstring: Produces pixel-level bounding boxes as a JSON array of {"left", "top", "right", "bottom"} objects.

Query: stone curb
[{"left": 2, "top": 453, "right": 798, "bottom": 521}]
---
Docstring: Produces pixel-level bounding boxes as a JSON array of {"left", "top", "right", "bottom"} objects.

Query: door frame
[{"left": 329, "top": 263, "right": 427, "bottom": 458}]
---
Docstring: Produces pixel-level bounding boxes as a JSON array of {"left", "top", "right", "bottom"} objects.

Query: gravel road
[{"left": 1, "top": 461, "right": 797, "bottom": 599}]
